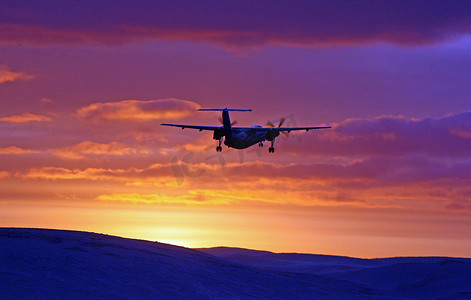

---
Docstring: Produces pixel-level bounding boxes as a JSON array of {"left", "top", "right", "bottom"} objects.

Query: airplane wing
[
  {"left": 161, "top": 123, "right": 222, "bottom": 131},
  {"left": 161, "top": 124, "right": 331, "bottom": 132},
  {"left": 276, "top": 126, "right": 331, "bottom": 132},
  {"left": 231, "top": 126, "right": 331, "bottom": 132}
]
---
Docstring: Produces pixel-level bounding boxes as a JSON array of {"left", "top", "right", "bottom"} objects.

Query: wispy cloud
[
  {"left": 39, "top": 98, "right": 53, "bottom": 104},
  {"left": 0, "top": 65, "right": 34, "bottom": 84},
  {"left": 1, "top": 1, "right": 471, "bottom": 47},
  {"left": 0, "top": 146, "right": 38, "bottom": 155},
  {"left": 0, "top": 113, "right": 51, "bottom": 123},
  {"left": 76, "top": 98, "right": 200, "bottom": 122},
  {"left": 97, "top": 191, "right": 232, "bottom": 206},
  {"left": 53, "top": 141, "right": 152, "bottom": 159},
  {"left": 21, "top": 167, "right": 131, "bottom": 181},
  {"left": 14, "top": 154, "right": 471, "bottom": 210},
  {"left": 3, "top": 107, "right": 470, "bottom": 212}
]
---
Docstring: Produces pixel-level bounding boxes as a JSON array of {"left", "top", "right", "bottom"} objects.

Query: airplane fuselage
[{"left": 224, "top": 126, "right": 269, "bottom": 149}]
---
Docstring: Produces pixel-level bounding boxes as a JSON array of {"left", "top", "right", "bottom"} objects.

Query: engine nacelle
[
  {"left": 213, "top": 128, "right": 224, "bottom": 140},
  {"left": 265, "top": 129, "right": 279, "bottom": 141}
]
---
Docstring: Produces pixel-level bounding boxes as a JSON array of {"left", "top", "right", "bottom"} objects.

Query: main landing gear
[
  {"left": 258, "top": 142, "right": 263, "bottom": 147},
  {"left": 216, "top": 139, "right": 223, "bottom": 152},
  {"left": 268, "top": 140, "right": 275, "bottom": 153}
]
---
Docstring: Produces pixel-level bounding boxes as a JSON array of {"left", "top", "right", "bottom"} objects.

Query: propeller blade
[
  {"left": 278, "top": 117, "right": 286, "bottom": 127},
  {"left": 266, "top": 118, "right": 286, "bottom": 128},
  {"left": 267, "top": 117, "right": 290, "bottom": 137},
  {"left": 219, "top": 116, "right": 237, "bottom": 126}
]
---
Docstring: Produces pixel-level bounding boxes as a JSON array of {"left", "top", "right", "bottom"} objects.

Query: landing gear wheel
[
  {"left": 216, "top": 138, "right": 223, "bottom": 152},
  {"left": 269, "top": 147, "right": 275, "bottom": 153},
  {"left": 259, "top": 142, "right": 263, "bottom": 147}
]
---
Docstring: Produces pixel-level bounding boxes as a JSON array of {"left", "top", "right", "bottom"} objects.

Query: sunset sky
[{"left": 1, "top": 1, "right": 471, "bottom": 258}]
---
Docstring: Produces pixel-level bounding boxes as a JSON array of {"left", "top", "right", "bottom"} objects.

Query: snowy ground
[
  {"left": 1, "top": 228, "right": 470, "bottom": 299},
  {"left": 199, "top": 247, "right": 471, "bottom": 299}
]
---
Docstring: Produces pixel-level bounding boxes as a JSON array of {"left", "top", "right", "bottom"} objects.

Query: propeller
[
  {"left": 219, "top": 117, "right": 238, "bottom": 126},
  {"left": 266, "top": 117, "right": 289, "bottom": 136}
]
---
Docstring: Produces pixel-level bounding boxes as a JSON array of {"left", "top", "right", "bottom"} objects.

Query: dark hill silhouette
[
  {"left": 2, "top": 228, "right": 471, "bottom": 299},
  {"left": 198, "top": 246, "right": 471, "bottom": 299}
]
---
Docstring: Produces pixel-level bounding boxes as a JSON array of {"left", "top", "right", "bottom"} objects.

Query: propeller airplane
[{"left": 161, "top": 108, "right": 331, "bottom": 153}]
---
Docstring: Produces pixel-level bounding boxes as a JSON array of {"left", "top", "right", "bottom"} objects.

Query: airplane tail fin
[{"left": 197, "top": 108, "right": 252, "bottom": 112}]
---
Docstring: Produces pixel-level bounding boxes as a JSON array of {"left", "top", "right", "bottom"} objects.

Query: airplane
[{"left": 161, "top": 108, "right": 331, "bottom": 153}]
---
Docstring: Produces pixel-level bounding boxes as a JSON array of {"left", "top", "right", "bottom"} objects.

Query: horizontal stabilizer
[{"left": 198, "top": 108, "right": 252, "bottom": 112}]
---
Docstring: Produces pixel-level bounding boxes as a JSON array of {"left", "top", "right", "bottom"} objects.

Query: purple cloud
[
  {"left": 1, "top": 1, "right": 471, "bottom": 46},
  {"left": 286, "top": 111, "right": 471, "bottom": 158}
]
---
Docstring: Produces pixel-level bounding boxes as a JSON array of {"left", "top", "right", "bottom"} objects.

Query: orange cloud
[
  {"left": 0, "top": 146, "right": 38, "bottom": 155},
  {"left": 97, "top": 191, "right": 232, "bottom": 205},
  {"left": 22, "top": 167, "right": 129, "bottom": 181},
  {"left": 6, "top": 158, "right": 468, "bottom": 214},
  {"left": 0, "top": 171, "right": 10, "bottom": 178},
  {"left": 19, "top": 164, "right": 174, "bottom": 182},
  {"left": 54, "top": 141, "right": 151, "bottom": 159},
  {"left": 76, "top": 98, "right": 200, "bottom": 122},
  {"left": 0, "top": 113, "right": 52, "bottom": 123},
  {"left": 0, "top": 65, "right": 34, "bottom": 84}
]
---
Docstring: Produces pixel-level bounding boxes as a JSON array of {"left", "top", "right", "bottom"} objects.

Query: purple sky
[{"left": 1, "top": 1, "right": 471, "bottom": 257}]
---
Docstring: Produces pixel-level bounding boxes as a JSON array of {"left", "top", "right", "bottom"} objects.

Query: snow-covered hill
[
  {"left": 1, "top": 228, "right": 470, "bottom": 299},
  {"left": 198, "top": 246, "right": 471, "bottom": 299}
]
